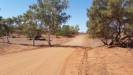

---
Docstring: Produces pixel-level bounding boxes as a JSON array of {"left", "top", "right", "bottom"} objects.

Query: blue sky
[{"left": 0, "top": 0, "right": 93, "bottom": 32}]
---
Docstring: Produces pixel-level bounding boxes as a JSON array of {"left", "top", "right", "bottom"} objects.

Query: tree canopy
[
  {"left": 87, "top": 0, "right": 133, "bottom": 47},
  {"left": 29, "top": 0, "right": 70, "bottom": 46}
]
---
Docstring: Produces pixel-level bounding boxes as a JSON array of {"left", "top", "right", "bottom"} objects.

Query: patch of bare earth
[
  {"left": 0, "top": 47, "right": 75, "bottom": 75},
  {"left": 61, "top": 47, "right": 133, "bottom": 75},
  {"left": 0, "top": 44, "right": 37, "bottom": 55}
]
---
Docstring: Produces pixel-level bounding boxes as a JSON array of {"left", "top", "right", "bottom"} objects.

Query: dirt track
[
  {"left": 0, "top": 34, "right": 133, "bottom": 75},
  {"left": 0, "top": 35, "right": 86, "bottom": 75},
  {"left": 0, "top": 47, "right": 75, "bottom": 75}
]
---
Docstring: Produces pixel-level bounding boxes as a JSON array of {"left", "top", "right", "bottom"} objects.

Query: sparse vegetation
[
  {"left": 0, "top": 1, "right": 133, "bottom": 75},
  {"left": 55, "top": 25, "right": 79, "bottom": 37},
  {"left": 0, "top": 0, "right": 71, "bottom": 47}
]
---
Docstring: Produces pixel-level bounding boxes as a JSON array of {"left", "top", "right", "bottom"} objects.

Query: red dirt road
[
  {"left": 0, "top": 35, "right": 132, "bottom": 75},
  {"left": 0, "top": 47, "right": 75, "bottom": 75}
]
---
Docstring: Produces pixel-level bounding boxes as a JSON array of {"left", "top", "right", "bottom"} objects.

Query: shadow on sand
[{"left": 0, "top": 42, "right": 93, "bottom": 55}]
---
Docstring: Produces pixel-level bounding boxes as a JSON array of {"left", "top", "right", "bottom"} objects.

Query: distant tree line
[
  {"left": 55, "top": 25, "right": 79, "bottom": 37},
  {"left": 87, "top": 0, "right": 133, "bottom": 48}
]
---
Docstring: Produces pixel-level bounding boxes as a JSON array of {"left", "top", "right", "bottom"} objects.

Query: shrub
[{"left": 55, "top": 25, "right": 79, "bottom": 37}]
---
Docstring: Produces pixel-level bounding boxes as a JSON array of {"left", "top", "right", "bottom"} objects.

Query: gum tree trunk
[
  {"left": 48, "top": 26, "right": 52, "bottom": 47},
  {"left": 33, "top": 37, "right": 35, "bottom": 46}
]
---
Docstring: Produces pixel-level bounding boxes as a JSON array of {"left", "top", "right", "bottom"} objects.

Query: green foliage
[
  {"left": 19, "top": 10, "right": 44, "bottom": 40},
  {"left": 24, "top": 24, "right": 43, "bottom": 40},
  {"left": 28, "top": 0, "right": 70, "bottom": 46},
  {"left": 55, "top": 25, "right": 79, "bottom": 37},
  {"left": 0, "top": 17, "right": 15, "bottom": 43},
  {"left": 30, "top": 0, "right": 70, "bottom": 31},
  {"left": 0, "top": 17, "right": 14, "bottom": 37},
  {"left": 87, "top": 0, "right": 133, "bottom": 47},
  {"left": 0, "top": 24, "right": 6, "bottom": 37}
]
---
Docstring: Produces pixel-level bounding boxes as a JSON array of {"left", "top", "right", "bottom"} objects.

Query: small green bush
[{"left": 55, "top": 25, "right": 79, "bottom": 37}]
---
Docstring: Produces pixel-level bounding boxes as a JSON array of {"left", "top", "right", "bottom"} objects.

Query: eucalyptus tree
[
  {"left": 29, "top": 0, "right": 70, "bottom": 46},
  {"left": 4, "top": 18, "right": 15, "bottom": 43},
  {"left": 0, "top": 17, "right": 15, "bottom": 43},
  {"left": 21, "top": 10, "right": 43, "bottom": 46},
  {"left": 87, "top": 0, "right": 133, "bottom": 47},
  {"left": 11, "top": 16, "right": 21, "bottom": 34}
]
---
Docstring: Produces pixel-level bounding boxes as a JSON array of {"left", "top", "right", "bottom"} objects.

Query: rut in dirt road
[
  {"left": 78, "top": 48, "right": 109, "bottom": 75},
  {"left": 78, "top": 48, "right": 90, "bottom": 75},
  {"left": 61, "top": 47, "right": 133, "bottom": 75}
]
